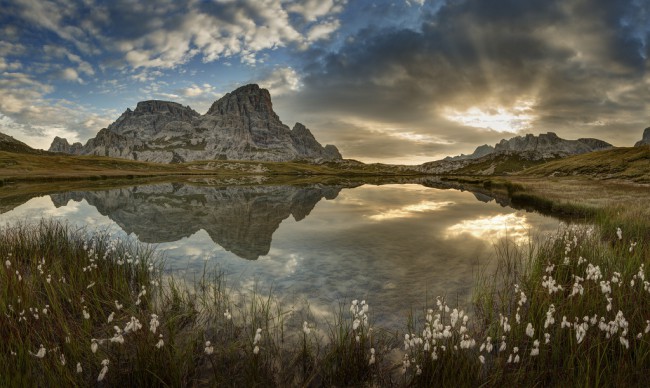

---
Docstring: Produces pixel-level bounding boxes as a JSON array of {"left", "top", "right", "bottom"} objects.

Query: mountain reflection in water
[
  {"left": 50, "top": 183, "right": 346, "bottom": 260},
  {"left": 0, "top": 181, "right": 561, "bottom": 327}
]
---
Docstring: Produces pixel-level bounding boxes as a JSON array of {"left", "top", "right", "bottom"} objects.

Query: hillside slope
[{"left": 520, "top": 146, "right": 650, "bottom": 183}]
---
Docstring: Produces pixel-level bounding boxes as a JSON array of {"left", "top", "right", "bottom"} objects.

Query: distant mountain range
[{"left": 49, "top": 84, "right": 342, "bottom": 163}]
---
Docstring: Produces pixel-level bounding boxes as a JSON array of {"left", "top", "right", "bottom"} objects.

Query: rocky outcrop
[
  {"left": 635, "top": 127, "right": 650, "bottom": 147},
  {"left": 424, "top": 132, "right": 612, "bottom": 175},
  {"left": 444, "top": 144, "right": 495, "bottom": 161},
  {"left": 493, "top": 132, "right": 611, "bottom": 156},
  {"left": 50, "top": 183, "right": 347, "bottom": 260},
  {"left": 49, "top": 84, "right": 342, "bottom": 163}
]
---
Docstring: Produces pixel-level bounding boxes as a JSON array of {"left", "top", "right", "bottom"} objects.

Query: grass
[
  {"left": 520, "top": 145, "right": 650, "bottom": 183},
  {"left": 2, "top": 198, "right": 649, "bottom": 386}
]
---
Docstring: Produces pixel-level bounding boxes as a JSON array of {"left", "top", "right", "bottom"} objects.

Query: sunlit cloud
[
  {"left": 368, "top": 200, "right": 454, "bottom": 221},
  {"left": 443, "top": 99, "right": 538, "bottom": 133},
  {"left": 446, "top": 213, "right": 531, "bottom": 244}
]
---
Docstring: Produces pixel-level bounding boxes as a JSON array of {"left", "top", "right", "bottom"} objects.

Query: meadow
[{"left": 1, "top": 196, "right": 649, "bottom": 386}]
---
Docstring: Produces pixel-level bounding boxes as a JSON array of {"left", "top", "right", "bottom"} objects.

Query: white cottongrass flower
[
  {"left": 253, "top": 345, "right": 260, "bottom": 355},
  {"left": 114, "top": 300, "right": 123, "bottom": 310},
  {"left": 353, "top": 318, "right": 361, "bottom": 331},
  {"left": 5, "top": 260, "right": 10, "bottom": 269},
  {"left": 91, "top": 339, "right": 98, "bottom": 353},
  {"left": 645, "top": 320, "right": 650, "bottom": 334},
  {"left": 97, "top": 359, "right": 109, "bottom": 382},
  {"left": 149, "top": 314, "right": 160, "bottom": 334},
  {"left": 253, "top": 328, "right": 262, "bottom": 345},
  {"left": 561, "top": 316, "right": 571, "bottom": 329},
  {"left": 526, "top": 323, "right": 535, "bottom": 338},
  {"left": 530, "top": 340, "right": 540, "bottom": 357},
  {"left": 369, "top": 348, "right": 375, "bottom": 365},
  {"left": 155, "top": 335, "right": 164, "bottom": 349},
  {"left": 30, "top": 344, "right": 46, "bottom": 358},
  {"left": 544, "top": 333, "right": 551, "bottom": 344},
  {"left": 544, "top": 304, "right": 556, "bottom": 328},
  {"left": 303, "top": 321, "right": 311, "bottom": 335},
  {"left": 575, "top": 321, "right": 588, "bottom": 344},
  {"left": 204, "top": 341, "right": 214, "bottom": 355},
  {"left": 479, "top": 355, "right": 485, "bottom": 364},
  {"left": 86, "top": 282, "right": 96, "bottom": 289},
  {"left": 224, "top": 309, "right": 232, "bottom": 320},
  {"left": 82, "top": 308, "right": 90, "bottom": 320},
  {"left": 620, "top": 336, "right": 630, "bottom": 349},
  {"left": 499, "top": 337, "right": 507, "bottom": 352},
  {"left": 60, "top": 354, "right": 66, "bottom": 365},
  {"left": 107, "top": 312, "right": 115, "bottom": 323},
  {"left": 124, "top": 316, "right": 142, "bottom": 333},
  {"left": 616, "top": 227, "right": 622, "bottom": 240},
  {"left": 110, "top": 326, "right": 124, "bottom": 344},
  {"left": 76, "top": 362, "right": 82, "bottom": 373}
]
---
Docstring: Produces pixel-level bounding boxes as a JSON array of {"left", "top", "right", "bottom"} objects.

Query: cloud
[
  {"left": 279, "top": 0, "right": 650, "bottom": 161},
  {"left": 287, "top": 0, "right": 347, "bottom": 22},
  {"left": 60, "top": 68, "right": 82, "bottom": 83},
  {"left": 257, "top": 67, "right": 302, "bottom": 97}
]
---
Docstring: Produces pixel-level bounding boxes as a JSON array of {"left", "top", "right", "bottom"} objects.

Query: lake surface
[{"left": 0, "top": 180, "right": 561, "bottom": 328}]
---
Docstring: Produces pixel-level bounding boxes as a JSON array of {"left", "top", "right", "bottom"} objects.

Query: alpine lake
[{"left": 0, "top": 177, "right": 563, "bottom": 329}]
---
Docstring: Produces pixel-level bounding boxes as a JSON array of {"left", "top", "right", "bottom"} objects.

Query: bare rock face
[
  {"left": 635, "top": 127, "right": 650, "bottom": 147},
  {"left": 494, "top": 132, "right": 611, "bottom": 156},
  {"left": 444, "top": 144, "right": 495, "bottom": 161},
  {"left": 48, "top": 84, "right": 342, "bottom": 163}
]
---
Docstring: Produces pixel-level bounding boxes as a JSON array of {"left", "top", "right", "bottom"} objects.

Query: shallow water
[{"left": 0, "top": 181, "right": 560, "bottom": 328}]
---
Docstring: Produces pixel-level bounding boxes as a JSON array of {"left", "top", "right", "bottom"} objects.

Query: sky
[{"left": 0, "top": 0, "right": 648, "bottom": 164}]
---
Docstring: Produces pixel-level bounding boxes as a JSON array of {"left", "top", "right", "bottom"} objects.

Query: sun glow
[
  {"left": 443, "top": 100, "right": 537, "bottom": 132},
  {"left": 446, "top": 213, "right": 531, "bottom": 243},
  {"left": 369, "top": 200, "right": 454, "bottom": 221}
]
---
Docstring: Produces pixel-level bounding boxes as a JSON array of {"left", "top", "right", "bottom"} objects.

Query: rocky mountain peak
[
  {"left": 133, "top": 100, "right": 199, "bottom": 118},
  {"left": 48, "top": 84, "right": 342, "bottom": 163},
  {"left": 634, "top": 127, "right": 650, "bottom": 147},
  {"left": 0, "top": 131, "right": 36, "bottom": 153},
  {"left": 206, "top": 84, "right": 278, "bottom": 120}
]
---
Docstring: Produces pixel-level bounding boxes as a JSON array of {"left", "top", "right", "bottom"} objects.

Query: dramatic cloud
[{"left": 1, "top": 0, "right": 647, "bottom": 162}]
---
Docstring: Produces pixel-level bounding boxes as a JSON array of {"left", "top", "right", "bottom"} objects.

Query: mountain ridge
[{"left": 49, "top": 84, "right": 342, "bottom": 163}]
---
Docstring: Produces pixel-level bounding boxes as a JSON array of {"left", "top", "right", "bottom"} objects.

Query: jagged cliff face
[
  {"left": 494, "top": 132, "right": 611, "bottom": 156},
  {"left": 0, "top": 132, "right": 36, "bottom": 153},
  {"left": 49, "top": 183, "right": 346, "bottom": 260},
  {"left": 48, "top": 84, "right": 342, "bottom": 163},
  {"left": 635, "top": 127, "right": 650, "bottom": 147}
]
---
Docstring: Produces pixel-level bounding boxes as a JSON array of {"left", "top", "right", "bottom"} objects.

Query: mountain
[
  {"left": 422, "top": 132, "right": 613, "bottom": 175},
  {"left": 49, "top": 84, "right": 342, "bottom": 163},
  {"left": 635, "top": 127, "right": 650, "bottom": 147},
  {"left": 0, "top": 132, "right": 37, "bottom": 154},
  {"left": 444, "top": 144, "right": 495, "bottom": 161}
]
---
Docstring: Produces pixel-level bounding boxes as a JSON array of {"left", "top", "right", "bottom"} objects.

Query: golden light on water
[
  {"left": 368, "top": 200, "right": 454, "bottom": 221},
  {"left": 446, "top": 213, "right": 531, "bottom": 243}
]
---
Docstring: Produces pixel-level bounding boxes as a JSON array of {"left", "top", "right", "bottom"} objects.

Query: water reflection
[
  {"left": 49, "top": 183, "right": 347, "bottom": 260},
  {"left": 0, "top": 181, "right": 560, "bottom": 328}
]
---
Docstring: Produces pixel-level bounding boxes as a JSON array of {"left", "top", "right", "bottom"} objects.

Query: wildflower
[
  {"left": 544, "top": 332, "right": 551, "bottom": 344},
  {"left": 82, "top": 308, "right": 90, "bottom": 320},
  {"left": 499, "top": 337, "right": 507, "bottom": 352},
  {"left": 561, "top": 316, "right": 571, "bottom": 329},
  {"left": 91, "top": 339, "right": 98, "bottom": 353},
  {"left": 645, "top": 321, "right": 650, "bottom": 334},
  {"left": 479, "top": 355, "right": 485, "bottom": 364},
  {"left": 416, "top": 364, "right": 422, "bottom": 375},
  {"left": 97, "top": 359, "right": 109, "bottom": 382},
  {"left": 253, "top": 345, "right": 260, "bottom": 355},
  {"left": 369, "top": 348, "right": 376, "bottom": 365},
  {"left": 149, "top": 314, "right": 160, "bottom": 334},
  {"left": 107, "top": 312, "right": 115, "bottom": 323},
  {"left": 544, "top": 305, "right": 556, "bottom": 328},
  {"left": 303, "top": 321, "right": 311, "bottom": 335},
  {"left": 115, "top": 300, "right": 123, "bottom": 310},
  {"left": 616, "top": 227, "right": 622, "bottom": 240},
  {"left": 514, "top": 354, "right": 520, "bottom": 363},
  {"left": 110, "top": 326, "right": 124, "bottom": 344},
  {"left": 224, "top": 309, "right": 232, "bottom": 320},
  {"left": 4, "top": 260, "right": 10, "bottom": 269},
  {"left": 526, "top": 323, "right": 535, "bottom": 338},
  {"left": 253, "top": 328, "right": 262, "bottom": 345},
  {"left": 620, "top": 336, "right": 630, "bottom": 349},
  {"left": 124, "top": 316, "right": 142, "bottom": 333},
  {"left": 575, "top": 322, "right": 588, "bottom": 344},
  {"left": 30, "top": 344, "right": 46, "bottom": 358},
  {"left": 204, "top": 341, "right": 214, "bottom": 355},
  {"left": 353, "top": 318, "right": 361, "bottom": 330},
  {"left": 586, "top": 264, "right": 602, "bottom": 282},
  {"left": 76, "top": 362, "right": 82, "bottom": 373},
  {"left": 155, "top": 335, "right": 164, "bottom": 349}
]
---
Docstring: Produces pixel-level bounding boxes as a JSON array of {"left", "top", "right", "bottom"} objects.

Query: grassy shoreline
[{"left": 2, "top": 180, "right": 649, "bottom": 386}]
